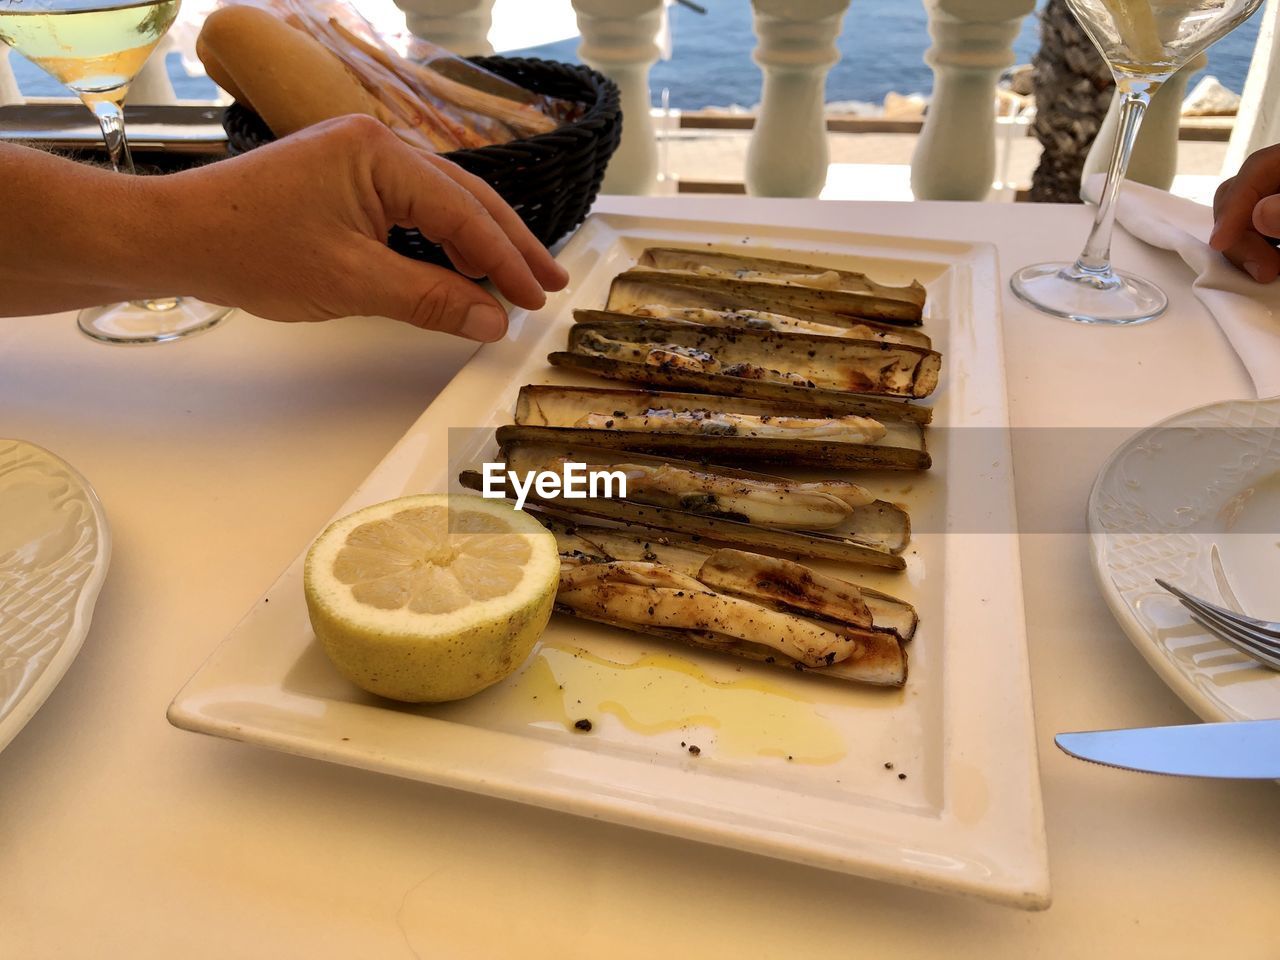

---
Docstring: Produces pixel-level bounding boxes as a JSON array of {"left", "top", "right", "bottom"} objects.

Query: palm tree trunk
[{"left": 1029, "top": 0, "right": 1114, "bottom": 202}]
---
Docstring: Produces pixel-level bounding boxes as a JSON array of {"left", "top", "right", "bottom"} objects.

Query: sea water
[{"left": 5, "top": 0, "right": 1263, "bottom": 109}]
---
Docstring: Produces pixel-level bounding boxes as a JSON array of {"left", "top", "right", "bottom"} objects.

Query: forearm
[{"left": 0, "top": 143, "right": 190, "bottom": 316}]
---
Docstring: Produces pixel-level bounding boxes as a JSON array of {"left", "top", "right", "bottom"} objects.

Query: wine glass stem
[
  {"left": 1074, "top": 80, "right": 1156, "bottom": 275},
  {"left": 86, "top": 94, "right": 136, "bottom": 176}
]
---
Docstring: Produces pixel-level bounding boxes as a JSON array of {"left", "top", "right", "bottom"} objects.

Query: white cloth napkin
[{"left": 1083, "top": 172, "right": 1280, "bottom": 398}]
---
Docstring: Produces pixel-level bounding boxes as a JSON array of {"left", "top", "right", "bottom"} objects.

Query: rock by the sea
[
  {"left": 882, "top": 91, "right": 928, "bottom": 120},
  {"left": 1181, "top": 75, "right": 1241, "bottom": 116}
]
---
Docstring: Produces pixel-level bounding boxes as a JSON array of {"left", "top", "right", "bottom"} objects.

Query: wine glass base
[
  {"left": 77, "top": 297, "right": 232, "bottom": 345},
  {"left": 1010, "top": 262, "right": 1168, "bottom": 326}
]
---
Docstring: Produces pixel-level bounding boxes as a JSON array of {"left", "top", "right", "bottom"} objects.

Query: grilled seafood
[
  {"left": 509, "top": 385, "right": 930, "bottom": 469},
  {"left": 499, "top": 442, "right": 894, "bottom": 536},
  {"left": 545, "top": 515, "right": 917, "bottom": 642},
  {"left": 557, "top": 561, "right": 861, "bottom": 668},
  {"left": 625, "top": 248, "right": 926, "bottom": 325},
  {"left": 552, "top": 318, "right": 939, "bottom": 401},
  {"left": 600, "top": 274, "right": 932, "bottom": 348},
  {"left": 460, "top": 444, "right": 910, "bottom": 570},
  {"left": 545, "top": 516, "right": 912, "bottom": 684}
]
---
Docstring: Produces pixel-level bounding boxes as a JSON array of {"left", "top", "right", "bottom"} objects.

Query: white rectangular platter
[{"left": 169, "top": 213, "right": 1049, "bottom": 909}]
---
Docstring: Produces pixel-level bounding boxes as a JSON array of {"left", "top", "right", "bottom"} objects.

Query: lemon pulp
[{"left": 303, "top": 493, "right": 558, "bottom": 703}]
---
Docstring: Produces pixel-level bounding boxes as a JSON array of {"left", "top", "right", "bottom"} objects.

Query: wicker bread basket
[{"left": 222, "top": 56, "right": 622, "bottom": 269}]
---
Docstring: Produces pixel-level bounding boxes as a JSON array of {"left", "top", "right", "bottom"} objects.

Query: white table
[{"left": 2, "top": 197, "right": 1275, "bottom": 957}]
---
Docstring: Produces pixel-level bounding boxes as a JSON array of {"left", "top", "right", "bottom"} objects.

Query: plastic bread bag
[{"left": 223, "top": 0, "right": 580, "bottom": 150}]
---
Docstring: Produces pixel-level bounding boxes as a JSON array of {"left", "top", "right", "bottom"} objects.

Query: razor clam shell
[
  {"left": 509, "top": 385, "right": 930, "bottom": 470},
  {"left": 552, "top": 604, "right": 907, "bottom": 687},
  {"left": 631, "top": 248, "right": 925, "bottom": 325},
  {"left": 526, "top": 380, "right": 930, "bottom": 427},
  {"left": 698, "top": 549, "right": 873, "bottom": 629},
  {"left": 499, "top": 441, "right": 909, "bottom": 552},
  {"left": 600, "top": 275, "right": 933, "bottom": 348},
  {"left": 459, "top": 468, "right": 907, "bottom": 570},
  {"left": 555, "top": 318, "right": 941, "bottom": 400},
  {"left": 532, "top": 510, "right": 918, "bottom": 643},
  {"left": 863, "top": 589, "right": 918, "bottom": 643}
]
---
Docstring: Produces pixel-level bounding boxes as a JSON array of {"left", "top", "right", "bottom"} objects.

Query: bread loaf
[{"left": 197, "top": 5, "right": 389, "bottom": 137}]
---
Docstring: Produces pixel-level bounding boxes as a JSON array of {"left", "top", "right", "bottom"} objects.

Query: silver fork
[{"left": 1156, "top": 577, "right": 1280, "bottom": 671}]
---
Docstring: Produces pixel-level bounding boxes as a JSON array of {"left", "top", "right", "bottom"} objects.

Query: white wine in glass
[
  {"left": 0, "top": 0, "right": 231, "bottom": 344},
  {"left": 1010, "top": 0, "right": 1265, "bottom": 326}
]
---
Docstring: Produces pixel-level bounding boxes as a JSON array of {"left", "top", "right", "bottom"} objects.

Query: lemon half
[{"left": 303, "top": 493, "right": 559, "bottom": 702}]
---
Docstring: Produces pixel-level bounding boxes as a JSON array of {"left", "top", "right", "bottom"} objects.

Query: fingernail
[
  {"left": 1255, "top": 196, "right": 1280, "bottom": 235},
  {"left": 460, "top": 304, "right": 505, "bottom": 341},
  {"left": 1244, "top": 260, "right": 1263, "bottom": 282}
]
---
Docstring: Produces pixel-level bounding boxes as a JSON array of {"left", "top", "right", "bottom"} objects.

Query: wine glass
[
  {"left": 0, "top": 0, "right": 231, "bottom": 344},
  {"left": 1010, "top": 0, "right": 1265, "bottom": 325}
]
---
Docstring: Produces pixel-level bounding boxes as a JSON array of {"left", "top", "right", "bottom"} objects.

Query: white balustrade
[
  {"left": 1, "top": 45, "right": 23, "bottom": 107},
  {"left": 571, "top": 0, "right": 665, "bottom": 195},
  {"left": 393, "top": 0, "right": 497, "bottom": 56},
  {"left": 1224, "top": 0, "right": 1280, "bottom": 179},
  {"left": 745, "top": 0, "right": 851, "bottom": 197},
  {"left": 1080, "top": 53, "right": 1205, "bottom": 192},
  {"left": 911, "top": 0, "right": 1036, "bottom": 200}
]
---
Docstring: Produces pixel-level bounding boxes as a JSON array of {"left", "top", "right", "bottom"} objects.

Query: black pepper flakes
[
  {"left": 687, "top": 745, "right": 701, "bottom": 756},
  {"left": 884, "top": 762, "right": 894, "bottom": 770},
  {"left": 574, "top": 718, "right": 593, "bottom": 732},
  {"left": 898, "top": 773, "right": 907, "bottom": 780}
]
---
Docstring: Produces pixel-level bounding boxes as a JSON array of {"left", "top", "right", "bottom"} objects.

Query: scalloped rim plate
[
  {"left": 1088, "top": 397, "right": 1280, "bottom": 722},
  {"left": 0, "top": 440, "right": 111, "bottom": 753}
]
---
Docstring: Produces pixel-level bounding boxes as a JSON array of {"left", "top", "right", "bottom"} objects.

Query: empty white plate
[{"left": 0, "top": 440, "right": 111, "bottom": 753}]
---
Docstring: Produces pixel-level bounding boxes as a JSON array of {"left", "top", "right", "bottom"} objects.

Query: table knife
[{"left": 1055, "top": 719, "right": 1280, "bottom": 779}]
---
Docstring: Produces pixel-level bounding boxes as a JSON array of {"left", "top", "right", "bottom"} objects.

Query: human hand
[
  {"left": 160, "top": 115, "right": 569, "bottom": 340},
  {"left": 1209, "top": 142, "right": 1280, "bottom": 284}
]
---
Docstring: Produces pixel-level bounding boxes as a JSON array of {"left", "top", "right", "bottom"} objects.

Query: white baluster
[
  {"left": 125, "top": 35, "right": 178, "bottom": 105},
  {"left": 746, "top": 0, "right": 850, "bottom": 198},
  {"left": 1224, "top": 0, "right": 1280, "bottom": 178},
  {"left": 1081, "top": 53, "right": 1205, "bottom": 191},
  {"left": 572, "top": 0, "right": 665, "bottom": 195},
  {"left": 912, "top": 0, "right": 1037, "bottom": 200},
  {"left": 1, "top": 45, "right": 24, "bottom": 107},
  {"left": 395, "top": 0, "right": 496, "bottom": 55}
]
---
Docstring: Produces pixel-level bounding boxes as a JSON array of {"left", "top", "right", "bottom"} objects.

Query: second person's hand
[{"left": 1210, "top": 142, "right": 1280, "bottom": 284}]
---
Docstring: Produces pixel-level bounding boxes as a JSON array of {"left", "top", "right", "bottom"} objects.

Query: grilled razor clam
[
  {"left": 557, "top": 561, "right": 861, "bottom": 668},
  {"left": 637, "top": 248, "right": 926, "bottom": 305},
  {"left": 602, "top": 276, "right": 933, "bottom": 348},
  {"left": 536, "top": 513, "right": 920, "bottom": 643},
  {"left": 511, "top": 385, "right": 931, "bottom": 470},
  {"left": 507, "top": 445, "right": 871, "bottom": 530},
  {"left": 630, "top": 249, "right": 926, "bottom": 325},
  {"left": 461, "top": 466, "right": 908, "bottom": 569},
  {"left": 578, "top": 303, "right": 923, "bottom": 347},
  {"left": 698, "top": 549, "right": 873, "bottom": 629},
  {"left": 573, "top": 409, "right": 888, "bottom": 444},
  {"left": 558, "top": 319, "right": 941, "bottom": 400}
]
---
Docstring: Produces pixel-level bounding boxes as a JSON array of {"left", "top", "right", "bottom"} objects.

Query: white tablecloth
[{"left": 2, "top": 197, "right": 1274, "bottom": 958}]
